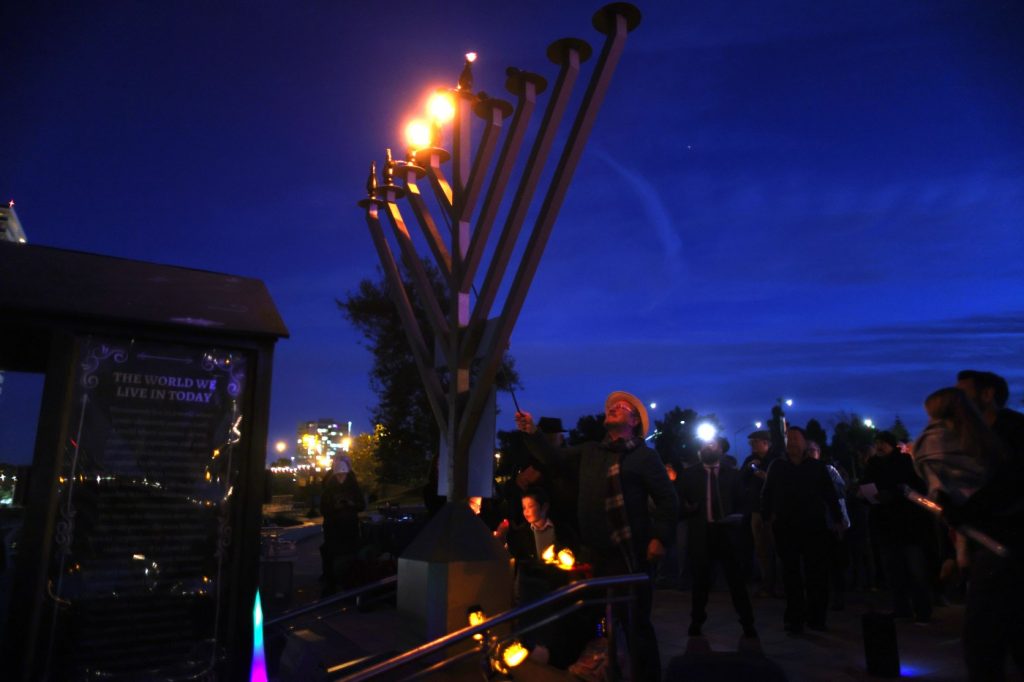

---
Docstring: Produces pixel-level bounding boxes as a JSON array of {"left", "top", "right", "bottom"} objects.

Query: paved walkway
[
  {"left": 263, "top": 528, "right": 1015, "bottom": 680},
  {"left": 652, "top": 587, "right": 973, "bottom": 681}
]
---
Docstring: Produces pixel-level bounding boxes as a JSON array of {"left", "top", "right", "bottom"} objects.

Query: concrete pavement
[
  {"left": 264, "top": 528, "right": 1009, "bottom": 680},
  {"left": 653, "top": 586, "right": 974, "bottom": 681}
]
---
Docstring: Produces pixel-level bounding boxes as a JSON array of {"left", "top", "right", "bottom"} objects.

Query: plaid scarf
[{"left": 605, "top": 436, "right": 639, "bottom": 572}]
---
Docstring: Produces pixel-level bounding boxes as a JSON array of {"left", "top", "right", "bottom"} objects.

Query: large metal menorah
[{"left": 358, "top": 3, "right": 641, "bottom": 501}]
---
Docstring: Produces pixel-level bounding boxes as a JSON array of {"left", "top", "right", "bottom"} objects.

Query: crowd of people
[{"left": 485, "top": 369, "right": 1024, "bottom": 681}]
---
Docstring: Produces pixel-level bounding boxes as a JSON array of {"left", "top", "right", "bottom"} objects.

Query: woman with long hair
[
  {"left": 913, "top": 387, "right": 1003, "bottom": 505},
  {"left": 913, "top": 386, "right": 1021, "bottom": 680}
]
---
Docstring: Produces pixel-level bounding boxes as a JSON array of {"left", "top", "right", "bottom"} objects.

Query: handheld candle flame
[{"left": 501, "top": 641, "right": 528, "bottom": 667}]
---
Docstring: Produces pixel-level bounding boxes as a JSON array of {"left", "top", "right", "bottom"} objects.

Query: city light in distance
[{"left": 274, "top": 441, "right": 287, "bottom": 453}]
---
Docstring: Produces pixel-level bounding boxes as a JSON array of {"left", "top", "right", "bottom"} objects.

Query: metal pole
[{"left": 900, "top": 485, "right": 1009, "bottom": 558}]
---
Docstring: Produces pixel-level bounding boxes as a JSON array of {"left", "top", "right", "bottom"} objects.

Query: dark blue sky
[{"left": 2, "top": 1, "right": 1022, "bottom": 463}]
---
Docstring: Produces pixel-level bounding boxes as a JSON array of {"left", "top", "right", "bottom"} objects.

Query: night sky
[{"left": 2, "top": 1, "right": 1022, "bottom": 464}]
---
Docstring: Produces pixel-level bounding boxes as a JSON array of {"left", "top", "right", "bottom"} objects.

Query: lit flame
[
  {"left": 405, "top": 119, "right": 432, "bottom": 150},
  {"left": 426, "top": 91, "right": 455, "bottom": 124},
  {"left": 465, "top": 52, "right": 477, "bottom": 63},
  {"left": 468, "top": 608, "right": 485, "bottom": 641},
  {"left": 556, "top": 549, "right": 575, "bottom": 570},
  {"left": 541, "top": 545, "right": 555, "bottom": 562},
  {"left": 502, "top": 641, "right": 528, "bottom": 668}
]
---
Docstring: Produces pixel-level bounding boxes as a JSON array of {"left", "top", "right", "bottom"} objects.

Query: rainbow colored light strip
[{"left": 250, "top": 589, "right": 267, "bottom": 682}]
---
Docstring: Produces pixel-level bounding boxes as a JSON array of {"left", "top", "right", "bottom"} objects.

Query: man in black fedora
[
  {"left": 515, "top": 391, "right": 678, "bottom": 681},
  {"left": 500, "top": 416, "right": 576, "bottom": 531},
  {"left": 534, "top": 417, "right": 578, "bottom": 535}
]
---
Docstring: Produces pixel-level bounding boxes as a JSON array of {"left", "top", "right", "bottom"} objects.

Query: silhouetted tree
[
  {"left": 569, "top": 413, "right": 607, "bottom": 445},
  {"left": 653, "top": 406, "right": 697, "bottom": 467},
  {"left": 339, "top": 263, "right": 520, "bottom": 486},
  {"left": 348, "top": 428, "right": 382, "bottom": 495},
  {"left": 830, "top": 413, "right": 877, "bottom": 480},
  {"left": 805, "top": 418, "right": 829, "bottom": 451},
  {"left": 652, "top": 407, "right": 725, "bottom": 468},
  {"left": 887, "top": 416, "right": 910, "bottom": 443},
  {"left": 495, "top": 429, "right": 530, "bottom": 477}
]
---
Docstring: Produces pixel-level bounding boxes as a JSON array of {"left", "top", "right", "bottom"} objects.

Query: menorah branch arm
[
  {"left": 459, "top": 6, "right": 638, "bottom": 450},
  {"left": 382, "top": 193, "right": 450, "bottom": 341},
  {"left": 362, "top": 202, "right": 448, "bottom": 434},
  {"left": 468, "top": 38, "right": 589, "bottom": 333},
  {"left": 416, "top": 151, "right": 454, "bottom": 216},
  {"left": 457, "top": 98, "right": 511, "bottom": 226},
  {"left": 460, "top": 71, "right": 544, "bottom": 292},
  {"left": 401, "top": 170, "right": 452, "bottom": 276}
]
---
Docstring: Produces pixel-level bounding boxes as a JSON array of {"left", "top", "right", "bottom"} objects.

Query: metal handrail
[
  {"left": 265, "top": 574, "right": 398, "bottom": 628},
  {"left": 338, "top": 572, "right": 649, "bottom": 681},
  {"left": 400, "top": 592, "right": 634, "bottom": 681}
]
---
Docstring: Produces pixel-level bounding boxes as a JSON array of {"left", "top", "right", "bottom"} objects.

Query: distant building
[
  {"left": 0, "top": 201, "right": 27, "bottom": 243},
  {"left": 295, "top": 418, "right": 352, "bottom": 471}
]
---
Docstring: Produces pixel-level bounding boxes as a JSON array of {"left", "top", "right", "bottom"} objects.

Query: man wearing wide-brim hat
[{"left": 515, "top": 390, "right": 677, "bottom": 681}]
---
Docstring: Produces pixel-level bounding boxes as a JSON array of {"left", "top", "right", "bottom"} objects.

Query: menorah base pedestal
[{"left": 398, "top": 501, "right": 513, "bottom": 640}]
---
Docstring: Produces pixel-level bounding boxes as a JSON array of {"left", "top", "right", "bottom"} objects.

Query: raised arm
[{"left": 514, "top": 411, "right": 580, "bottom": 474}]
